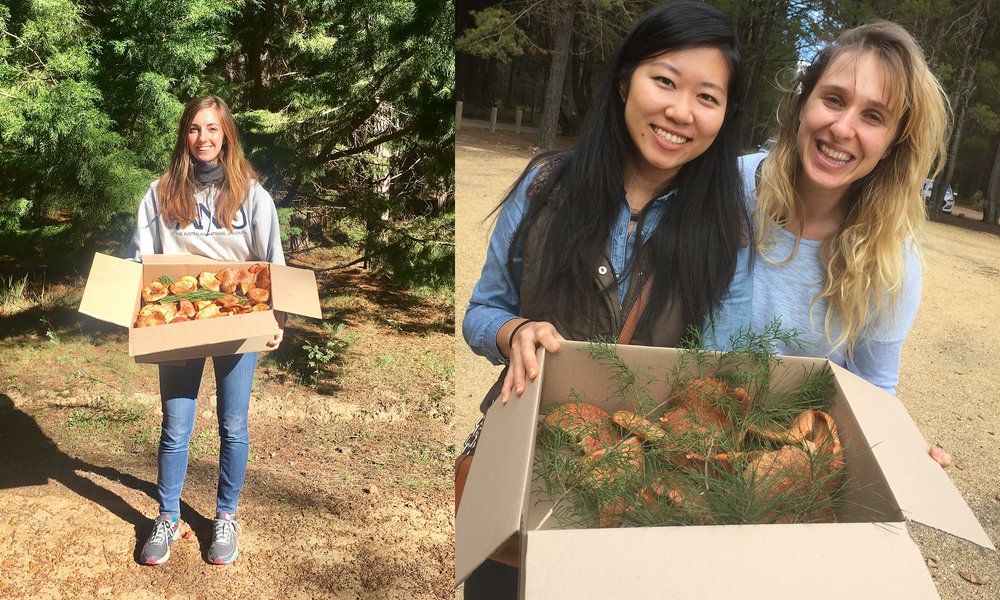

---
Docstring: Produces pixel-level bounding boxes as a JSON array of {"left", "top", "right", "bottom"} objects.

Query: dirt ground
[
  {"left": 454, "top": 127, "right": 1000, "bottom": 598},
  {"left": 1, "top": 252, "right": 455, "bottom": 599}
]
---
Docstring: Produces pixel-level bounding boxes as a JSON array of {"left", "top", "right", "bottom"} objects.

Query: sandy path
[{"left": 454, "top": 128, "right": 1000, "bottom": 598}]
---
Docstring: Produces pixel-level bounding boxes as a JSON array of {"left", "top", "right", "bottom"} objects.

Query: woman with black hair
[{"left": 460, "top": 1, "right": 750, "bottom": 596}]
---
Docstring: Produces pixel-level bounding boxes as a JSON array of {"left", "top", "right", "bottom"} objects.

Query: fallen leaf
[
  {"left": 955, "top": 461, "right": 966, "bottom": 470},
  {"left": 926, "top": 558, "right": 938, "bottom": 568},
  {"left": 959, "top": 571, "right": 984, "bottom": 585},
  {"left": 182, "top": 530, "right": 193, "bottom": 540}
]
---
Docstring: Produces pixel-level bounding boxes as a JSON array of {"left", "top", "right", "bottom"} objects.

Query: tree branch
[
  {"left": 314, "top": 256, "right": 367, "bottom": 272},
  {"left": 322, "top": 123, "right": 417, "bottom": 163}
]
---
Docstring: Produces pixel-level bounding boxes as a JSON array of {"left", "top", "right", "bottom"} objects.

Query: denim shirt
[{"left": 462, "top": 170, "right": 673, "bottom": 366}]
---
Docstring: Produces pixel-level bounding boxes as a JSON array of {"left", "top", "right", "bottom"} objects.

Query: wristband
[{"left": 507, "top": 319, "right": 535, "bottom": 354}]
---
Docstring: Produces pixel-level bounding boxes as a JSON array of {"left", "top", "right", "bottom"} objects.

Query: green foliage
[
  {"left": 1, "top": 1, "right": 454, "bottom": 283},
  {"left": 968, "top": 102, "right": 1000, "bottom": 133},
  {"left": 455, "top": 7, "right": 528, "bottom": 63},
  {"left": 39, "top": 316, "right": 60, "bottom": 344},
  {"left": 302, "top": 321, "right": 357, "bottom": 385},
  {"left": 968, "top": 190, "right": 985, "bottom": 211},
  {"left": 368, "top": 208, "right": 455, "bottom": 292}
]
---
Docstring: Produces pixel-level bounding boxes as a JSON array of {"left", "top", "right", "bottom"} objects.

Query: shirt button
[{"left": 598, "top": 266, "right": 608, "bottom": 275}]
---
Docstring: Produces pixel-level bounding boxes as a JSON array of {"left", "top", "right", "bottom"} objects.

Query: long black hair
[{"left": 503, "top": 0, "right": 748, "bottom": 333}]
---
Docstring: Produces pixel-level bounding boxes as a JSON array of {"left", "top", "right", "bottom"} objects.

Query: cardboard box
[
  {"left": 455, "top": 341, "right": 996, "bottom": 599},
  {"left": 79, "top": 253, "right": 322, "bottom": 363}
]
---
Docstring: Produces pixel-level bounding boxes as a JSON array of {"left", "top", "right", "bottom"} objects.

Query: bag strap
[{"left": 617, "top": 274, "right": 654, "bottom": 345}]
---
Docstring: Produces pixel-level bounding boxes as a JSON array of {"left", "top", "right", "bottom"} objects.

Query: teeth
[
  {"left": 818, "top": 142, "right": 851, "bottom": 163},
  {"left": 652, "top": 126, "right": 688, "bottom": 144}
]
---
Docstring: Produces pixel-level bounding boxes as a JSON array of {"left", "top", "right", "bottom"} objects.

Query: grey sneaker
[
  {"left": 140, "top": 514, "right": 179, "bottom": 565},
  {"left": 207, "top": 512, "right": 241, "bottom": 564}
]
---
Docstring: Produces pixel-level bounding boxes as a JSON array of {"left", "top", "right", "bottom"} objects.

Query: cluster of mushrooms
[
  {"left": 538, "top": 376, "right": 844, "bottom": 528},
  {"left": 134, "top": 264, "right": 271, "bottom": 327}
]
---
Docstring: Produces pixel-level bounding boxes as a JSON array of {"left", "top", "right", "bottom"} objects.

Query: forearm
[{"left": 463, "top": 304, "right": 519, "bottom": 365}]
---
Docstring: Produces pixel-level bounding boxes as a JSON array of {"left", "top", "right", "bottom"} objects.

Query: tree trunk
[
  {"left": 985, "top": 135, "right": 1000, "bottom": 225},
  {"left": 932, "top": 0, "right": 990, "bottom": 209},
  {"left": 241, "top": 0, "right": 277, "bottom": 110},
  {"left": 536, "top": 0, "right": 576, "bottom": 150}
]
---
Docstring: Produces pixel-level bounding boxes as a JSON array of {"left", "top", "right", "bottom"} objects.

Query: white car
[
  {"left": 921, "top": 179, "right": 955, "bottom": 214},
  {"left": 742, "top": 138, "right": 776, "bottom": 164}
]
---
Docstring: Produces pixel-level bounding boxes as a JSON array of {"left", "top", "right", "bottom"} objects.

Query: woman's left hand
[{"left": 266, "top": 311, "right": 286, "bottom": 349}]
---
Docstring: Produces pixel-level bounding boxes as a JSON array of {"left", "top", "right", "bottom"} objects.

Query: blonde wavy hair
[
  {"left": 157, "top": 95, "right": 257, "bottom": 231},
  {"left": 755, "top": 20, "right": 950, "bottom": 356}
]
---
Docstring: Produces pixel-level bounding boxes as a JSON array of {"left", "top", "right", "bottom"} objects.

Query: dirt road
[{"left": 454, "top": 128, "right": 1000, "bottom": 598}]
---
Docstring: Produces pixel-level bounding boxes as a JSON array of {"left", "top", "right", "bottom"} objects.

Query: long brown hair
[{"left": 157, "top": 95, "right": 257, "bottom": 231}]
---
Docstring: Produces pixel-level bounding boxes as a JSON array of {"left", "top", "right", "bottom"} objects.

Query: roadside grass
[
  {"left": 0, "top": 274, "right": 51, "bottom": 313},
  {"left": 406, "top": 441, "right": 452, "bottom": 470},
  {"left": 66, "top": 398, "right": 147, "bottom": 431},
  {"left": 189, "top": 427, "right": 220, "bottom": 460}
]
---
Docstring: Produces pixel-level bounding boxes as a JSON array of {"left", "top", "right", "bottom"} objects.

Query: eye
[
  {"left": 698, "top": 93, "right": 720, "bottom": 106},
  {"left": 822, "top": 95, "right": 844, "bottom": 108},
  {"left": 862, "top": 111, "right": 885, "bottom": 125},
  {"left": 654, "top": 76, "right": 675, "bottom": 88}
]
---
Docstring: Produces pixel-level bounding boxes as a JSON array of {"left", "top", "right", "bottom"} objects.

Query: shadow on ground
[{"left": 0, "top": 393, "right": 214, "bottom": 562}]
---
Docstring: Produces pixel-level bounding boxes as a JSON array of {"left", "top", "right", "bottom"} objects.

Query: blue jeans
[{"left": 156, "top": 352, "right": 258, "bottom": 517}]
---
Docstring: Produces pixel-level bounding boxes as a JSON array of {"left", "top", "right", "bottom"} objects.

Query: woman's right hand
[{"left": 500, "top": 319, "right": 564, "bottom": 403}]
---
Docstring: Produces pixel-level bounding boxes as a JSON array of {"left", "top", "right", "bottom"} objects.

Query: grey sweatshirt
[{"left": 127, "top": 179, "right": 285, "bottom": 265}]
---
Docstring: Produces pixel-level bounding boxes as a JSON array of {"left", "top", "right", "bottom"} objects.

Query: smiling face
[
  {"left": 622, "top": 47, "right": 730, "bottom": 188},
  {"left": 795, "top": 51, "right": 901, "bottom": 202},
  {"left": 186, "top": 106, "right": 226, "bottom": 164}
]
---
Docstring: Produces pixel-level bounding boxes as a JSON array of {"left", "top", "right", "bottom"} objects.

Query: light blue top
[
  {"left": 708, "top": 154, "right": 923, "bottom": 394},
  {"left": 462, "top": 169, "right": 675, "bottom": 366}
]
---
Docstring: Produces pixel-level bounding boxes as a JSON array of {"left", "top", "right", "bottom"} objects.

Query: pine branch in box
[{"left": 155, "top": 290, "right": 250, "bottom": 305}]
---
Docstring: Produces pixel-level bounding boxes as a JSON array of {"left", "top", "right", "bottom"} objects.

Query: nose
[
  {"left": 665, "top": 94, "right": 694, "bottom": 125},
  {"left": 829, "top": 111, "right": 856, "bottom": 140}
]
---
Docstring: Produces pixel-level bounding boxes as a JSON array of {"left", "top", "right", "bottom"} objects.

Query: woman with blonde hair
[
  {"left": 711, "top": 21, "right": 952, "bottom": 462},
  {"left": 128, "top": 94, "right": 285, "bottom": 565}
]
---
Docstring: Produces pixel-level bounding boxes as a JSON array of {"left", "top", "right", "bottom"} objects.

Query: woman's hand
[
  {"left": 266, "top": 311, "right": 287, "bottom": 349},
  {"left": 499, "top": 319, "right": 564, "bottom": 403}
]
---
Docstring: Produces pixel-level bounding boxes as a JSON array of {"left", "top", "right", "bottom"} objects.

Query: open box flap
[
  {"left": 270, "top": 264, "right": 322, "bottom": 319},
  {"left": 455, "top": 350, "right": 546, "bottom": 584},
  {"left": 78, "top": 253, "right": 142, "bottom": 328},
  {"left": 523, "top": 523, "right": 939, "bottom": 599},
  {"left": 830, "top": 363, "right": 995, "bottom": 550}
]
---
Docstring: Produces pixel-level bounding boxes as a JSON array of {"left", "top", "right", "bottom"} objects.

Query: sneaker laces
[
  {"left": 149, "top": 518, "right": 174, "bottom": 545},
  {"left": 213, "top": 517, "right": 237, "bottom": 544}
]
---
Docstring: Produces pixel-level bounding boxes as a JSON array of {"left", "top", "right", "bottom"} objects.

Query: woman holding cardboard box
[
  {"left": 128, "top": 94, "right": 285, "bottom": 565},
  {"left": 460, "top": 2, "right": 751, "bottom": 595},
  {"left": 706, "top": 22, "right": 953, "bottom": 465}
]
